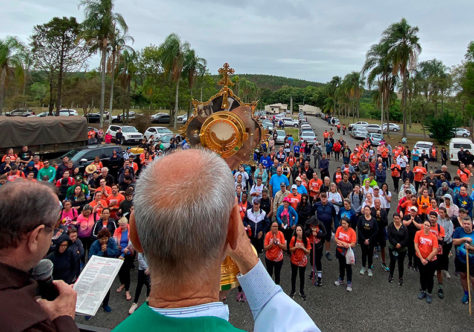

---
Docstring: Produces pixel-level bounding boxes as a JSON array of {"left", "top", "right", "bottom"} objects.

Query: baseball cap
[
  {"left": 291, "top": 184, "right": 297, "bottom": 190},
  {"left": 410, "top": 206, "right": 418, "bottom": 212},
  {"left": 280, "top": 182, "right": 286, "bottom": 187},
  {"left": 295, "top": 177, "right": 302, "bottom": 182},
  {"left": 373, "top": 185, "right": 379, "bottom": 190}
]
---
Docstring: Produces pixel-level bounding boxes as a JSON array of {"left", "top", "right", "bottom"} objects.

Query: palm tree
[
  {"left": 0, "top": 37, "right": 24, "bottom": 115},
  {"left": 117, "top": 49, "right": 137, "bottom": 123},
  {"left": 80, "top": 0, "right": 128, "bottom": 128},
  {"left": 159, "top": 33, "right": 190, "bottom": 129},
  {"left": 107, "top": 26, "right": 134, "bottom": 122},
  {"left": 382, "top": 18, "right": 421, "bottom": 137},
  {"left": 362, "top": 41, "right": 397, "bottom": 133},
  {"left": 182, "top": 48, "right": 206, "bottom": 118}
]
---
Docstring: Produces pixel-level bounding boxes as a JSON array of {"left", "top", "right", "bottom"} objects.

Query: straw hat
[{"left": 85, "top": 164, "right": 97, "bottom": 174}]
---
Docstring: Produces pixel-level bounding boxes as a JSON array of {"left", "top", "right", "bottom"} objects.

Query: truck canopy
[{"left": 0, "top": 116, "right": 88, "bottom": 151}]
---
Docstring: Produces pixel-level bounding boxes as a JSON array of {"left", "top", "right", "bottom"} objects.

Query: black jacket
[
  {"left": 297, "top": 202, "right": 312, "bottom": 226},
  {"left": 371, "top": 207, "right": 388, "bottom": 233},
  {"left": 357, "top": 215, "right": 378, "bottom": 245},
  {"left": 47, "top": 235, "right": 77, "bottom": 285},
  {"left": 387, "top": 222, "right": 409, "bottom": 249}
]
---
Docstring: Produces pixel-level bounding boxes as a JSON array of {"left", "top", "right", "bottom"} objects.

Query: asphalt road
[{"left": 75, "top": 116, "right": 473, "bottom": 331}]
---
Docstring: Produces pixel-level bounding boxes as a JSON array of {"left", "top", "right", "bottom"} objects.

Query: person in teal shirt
[
  {"left": 37, "top": 160, "right": 56, "bottom": 182},
  {"left": 453, "top": 217, "right": 474, "bottom": 304},
  {"left": 114, "top": 149, "right": 318, "bottom": 332}
]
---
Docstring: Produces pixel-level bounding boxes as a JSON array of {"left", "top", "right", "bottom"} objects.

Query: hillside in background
[{"left": 211, "top": 74, "right": 324, "bottom": 91}]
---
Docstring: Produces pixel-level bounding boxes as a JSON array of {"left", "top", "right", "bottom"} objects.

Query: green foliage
[{"left": 426, "top": 112, "right": 460, "bottom": 144}]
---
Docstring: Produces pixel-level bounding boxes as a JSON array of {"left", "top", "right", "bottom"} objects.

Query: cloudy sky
[{"left": 1, "top": 0, "right": 473, "bottom": 83}]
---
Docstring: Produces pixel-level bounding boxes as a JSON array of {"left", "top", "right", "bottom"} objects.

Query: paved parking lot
[{"left": 76, "top": 116, "right": 474, "bottom": 331}]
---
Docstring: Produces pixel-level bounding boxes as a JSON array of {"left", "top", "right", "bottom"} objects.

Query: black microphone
[{"left": 31, "top": 259, "right": 59, "bottom": 301}]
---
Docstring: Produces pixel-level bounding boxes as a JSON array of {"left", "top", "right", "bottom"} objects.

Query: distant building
[
  {"left": 265, "top": 103, "right": 288, "bottom": 114},
  {"left": 299, "top": 104, "right": 322, "bottom": 116}
]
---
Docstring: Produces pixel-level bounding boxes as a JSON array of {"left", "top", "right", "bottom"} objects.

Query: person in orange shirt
[
  {"left": 457, "top": 162, "right": 471, "bottom": 185},
  {"left": 417, "top": 189, "right": 431, "bottom": 218},
  {"left": 289, "top": 225, "right": 311, "bottom": 299},
  {"left": 128, "top": 157, "right": 139, "bottom": 174},
  {"left": 264, "top": 221, "right": 287, "bottom": 285},
  {"left": 89, "top": 191, "right": 109, "bottom": 215},
  {"left": 350, "top": 152, "right": 359, "bottom": 167},
  {"left": 414, "top": 219, "right": 439, "bottom": 304},
  {"left": 288, "top": 185, "right": 301, "bottom": 210},
  {"left": 107, "top": 185, "right": 125, "bottom": 220},
  {"left": 426, "top": 198, "right": 439, "bottom": 216},
  {"left": 334, "top": 217, "right": 357, "bottom": 291},
  {"left": 391, "top": 163, "right": 401, "bottom": 192},
  {"left": 323, "top": 130, "right": 329, "bottom": 143},
  {"left": 287, "top": 153, "right": 297, "bottom": 168},
  {"left": 413, "top": 161, "right": 427, "bottom": 192},
  {"left": 308, "top": 172, "right": 323, "bottom": 203},
  {"left": 32, "top": 155, "right": 44, "bottom": 170},
  {"left": 97, "top": 178, "right": 112, "bottom": 199},
  {"left": 90, "top": 156, "right": 104, "bottom": 172}
]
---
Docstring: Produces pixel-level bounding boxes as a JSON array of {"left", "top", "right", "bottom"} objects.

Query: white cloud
[{"left": 0, "top": 0, "right": 472, "bottom": 83}]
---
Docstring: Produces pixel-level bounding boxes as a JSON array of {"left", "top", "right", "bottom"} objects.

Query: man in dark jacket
[
  {"left": 313, "top": 193, "right": 335, "bottom": 260},
  {"left": 0, "top": 180, "right": 78, "bottom": 332}
]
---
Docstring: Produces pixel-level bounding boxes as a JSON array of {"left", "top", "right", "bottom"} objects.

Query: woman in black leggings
[
  {"left": 289, "top": 225, "right": 311, "bottom": 300},
  {"left": 415, "top": 220, "right": 439, "bottom": 304},
  {"left": 357, "top": 206, "right": 378, "bottom": 277},
  {"left": 264, "top": 222, "right": 287, "bottom": 285},
  {"left": 387, "top": 214, "right": 409, "bottom": 285},
  {"left": 306, "top": 216, "right": 327, "bottom": 287}
]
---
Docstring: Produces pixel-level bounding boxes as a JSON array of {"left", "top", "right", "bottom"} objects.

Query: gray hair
[
  {"left": 0, "top": 180, "right": 60, "bottom": 249},
  {"left": 134, "top": 149, "right": 235, "bottom": 276}
]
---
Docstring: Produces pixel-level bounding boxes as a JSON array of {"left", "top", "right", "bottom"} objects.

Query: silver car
[
  {"left": 300, "top": 131, "right": 318, "bottom": 146},
  {"left": 366, "top": 124, "right": 382, "bottom": 134},
  {"left": 351, "top": 127, "right": 368, "bottom": 139},
  {"left": 368, "top": 133, "right": 384, "bottom": 146},
  {"left": 275, "top": 130, "right": 286, "bottom": 144}
]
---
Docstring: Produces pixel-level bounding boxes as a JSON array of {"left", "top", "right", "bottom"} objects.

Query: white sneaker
[
  {"left": 128, "top": 303, "right": 138, "bottom": 315},
  {"left": 444, "top": 271, "right": 451, "bottom": 279},
  {"left": 368, "top": 269, "right": 373, "bottom": 277},
  {"left": 346, "top": 283, "right": 353, "bottom": 292},
  {"left": 334, "top": 279, "right": 343, "bottom": 286},
  {"left": 360, "top": 267, "right": 366, "bottom": 275}
]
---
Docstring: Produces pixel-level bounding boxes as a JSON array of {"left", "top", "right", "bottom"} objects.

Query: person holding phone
[{"left": 264, "top": 222, "right": 286, "bottom": 284}]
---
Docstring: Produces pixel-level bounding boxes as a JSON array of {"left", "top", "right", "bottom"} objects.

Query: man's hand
[
  {"left": 37, "top": 280, "right": 77, "bottom": 321},
  {"left": 101, "top": 244, "right": 107, "bottom": 252},
  {"left": 226, "top": 204, "right": 259, "bottom": 275}
]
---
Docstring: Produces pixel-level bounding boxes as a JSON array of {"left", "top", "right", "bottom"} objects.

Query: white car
[
  {"left": 144, "top": 126, "right": 173, "bottom": 141},
  {"left": 413, "top": 141, "right": 433, "bottom": 154},
  {"left": 177, "top": 114, "right": 188, "bottom": 123},
  {"left": 368, "top": 133, "right": 384, "bottom": 146},
  {"left": 275, "top": 129, "right": 286, "bottom": 144},
  {"left": 382, "top": 123, "right": 400, "bottom": 132},
  {"left": 58, "top": 109, "right": 79, "bottom": 116},
  {"left": 366, "top": 124, "right": 382, "bottom": 134},
  {"left": 300, "top": 131, "right": 318, "bottom": 146},
  {"left": 349, "top": 121, "right": 368, "bottom": 130},
  {"left": 455, "top": 128, "right": 471, "bottom": 137},
  {"left": 106, "top": 125, "right": 144, "bottom": 145},
  {"left": 449, "top": 138, "right": 474, "bottom": 162},
  {"left": 351, "top": 127, "right": 368, "bottom": 139},
  {"left": 282, "top": 118, "right": 298, "bottom": 127},
  {"left": 262, "top": 120, "right": 274, "bottom": 132},
  {"left": 300, "top": 124, "right": 312, "bottom": 131}
]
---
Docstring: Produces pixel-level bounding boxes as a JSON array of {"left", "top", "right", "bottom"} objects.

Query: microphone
[{"left": 31, "top": 259, "right": 59, "bottom": 301}]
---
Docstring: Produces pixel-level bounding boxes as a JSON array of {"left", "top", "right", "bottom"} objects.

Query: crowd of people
[{"left": 0, "top": 117, "right": 473, "bottom": 327}]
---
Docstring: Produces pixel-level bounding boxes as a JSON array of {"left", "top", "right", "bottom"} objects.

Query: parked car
[
  {"left": 262, "top": 120, "right": 274, "bottom": 132},
  {"left": 112, "top": 111, "right": 136, "bottom": 123},
  {"left": 282, "top": 118, "right": 298, "bottom": 127},
  {"left": 58, "top": 145, "right": 123, "bottom": 172},
  {"left": 177, "top": 114, "right": 188, "bottom": 123},
  {"left": 275, "top": 129, "right": 286, "bottom": 144},
  {"left": 6, "top": 108, "right": 34, "bottom": 117},
  {"left": 106, "top": 125, "right": 144, "bottom": 145},
  {"left": 85, "top": 113, "right": 103, "bottom": 123},
  {"left": 36, "top": 112, "right": 52, "bottom": 117},
  {"left": 349, "top": 121, "right": 368, "bottom": 130},
  {"left": 368, "top": 133, "right": 384, "bottom": 146},
  {"left": 449, "top": 138, "right": 474, "bottom": 163},
  {"left": 329, "top": 117, "right": 340, "bottom": 126},
  {"left": 455, "top": 128, "right": 471, "bottom": 137},
  {"left": 365, "top": 124, "right": 382, "bottom": 134},
  {"left": 300, "top": 131, "right": 318, "bottom": 146},
  {"left": 58, "top": 109, "right": 79, "bottom": 116},
  {"left": 300, "top": 123, "right": 312, "bottom": 131},
  {"left": 351, "top": 127, "right": 368, "bottom": 139},
  {"left": 382, "top": 123, "right": 400, "bottom": 132},
  {"left": 151, "top": 113, "right": 170, "bottom": 124},
  {"left": 413, "top": 141, "right": 433, "bottom": 154},
  {"left": 144, "top": 126, "right": 173, "bottom": 141}
]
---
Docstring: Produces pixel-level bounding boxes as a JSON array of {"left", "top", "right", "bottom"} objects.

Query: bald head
[{"left": 134, "top": 149, "right": 235, "bottom": 276}]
